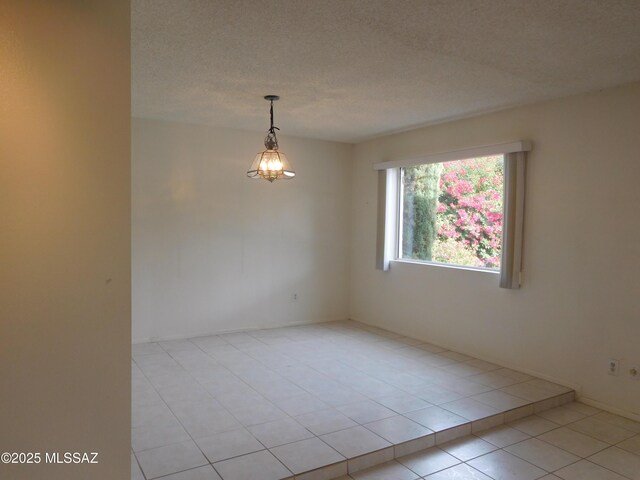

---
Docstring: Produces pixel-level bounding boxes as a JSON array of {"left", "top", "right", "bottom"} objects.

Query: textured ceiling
[{"left": 132, "top": 0, "right": 640, "bottom": 143}]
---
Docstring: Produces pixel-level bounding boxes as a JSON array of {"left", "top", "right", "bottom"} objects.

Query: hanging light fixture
[{"left": 247, "top": 95, "right": 295, "bottom": 182}]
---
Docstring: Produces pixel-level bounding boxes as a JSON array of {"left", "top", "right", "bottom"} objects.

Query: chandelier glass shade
[{"left": 247, "top": 95, "right": 295, "bottom": 182}]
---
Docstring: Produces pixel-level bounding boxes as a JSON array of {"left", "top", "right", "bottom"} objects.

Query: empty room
[{"left": 2, "top": 1, "right": 640, "bottom": 480}]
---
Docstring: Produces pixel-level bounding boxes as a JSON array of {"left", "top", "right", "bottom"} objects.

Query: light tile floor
[
  {"left": 336, "top": 403, "right": 640, "bottom": 480},
  {"left": 130, "top": 320, "right": 636, "bottom": 480}
]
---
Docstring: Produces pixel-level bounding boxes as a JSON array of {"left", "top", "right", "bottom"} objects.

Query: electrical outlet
[
  {"left": 629, "top": 365, "right": 640, "bottom": 380},
  {"left": 608, "top": 359, "right": 620, "bottom": 376},
  {"left": 291, "top": 293, "right": 298, "bottom": 302}
]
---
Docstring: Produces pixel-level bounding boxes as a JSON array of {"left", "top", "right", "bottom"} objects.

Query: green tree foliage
[{"left": 402, "top": 163, "right": 442, "bottom": 260}]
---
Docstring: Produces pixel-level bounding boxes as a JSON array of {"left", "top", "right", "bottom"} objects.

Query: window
[
  {"left": 399, "top": 156, "right": 504, "bottom": 270},
  {"left": 374, "top": 141, "right": 530, "bottom": 289}
]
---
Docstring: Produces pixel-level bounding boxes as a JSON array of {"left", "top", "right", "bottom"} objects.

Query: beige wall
[
  {"left": 132, "top": 118, "right": 352, "bottom": 342},
  {"left": 350, "top": 83, "right": 640, "bottom": 419},
  {"left": 0, "top": 2, "right": 131, "bottom": 479}
]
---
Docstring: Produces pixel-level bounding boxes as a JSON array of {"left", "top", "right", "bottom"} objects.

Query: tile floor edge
[{"left": 294, "top": 391, "right": 576, "bottom": 479}]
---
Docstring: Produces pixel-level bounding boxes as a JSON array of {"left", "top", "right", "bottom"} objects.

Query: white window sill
[{"left": 391, "top": 258, "right": 499, "bottom": 274}]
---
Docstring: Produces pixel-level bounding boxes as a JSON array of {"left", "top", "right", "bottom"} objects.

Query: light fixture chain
[
  {"left": 270, "top": 100, "right": 274, "bottom": 133},
  {"left": 265, "top": 99, "right": 279, "bottom": 150}
]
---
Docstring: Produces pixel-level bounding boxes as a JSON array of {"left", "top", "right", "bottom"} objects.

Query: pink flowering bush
[{"left": 436, "top": 156, "right": 503, "bottom": 268}]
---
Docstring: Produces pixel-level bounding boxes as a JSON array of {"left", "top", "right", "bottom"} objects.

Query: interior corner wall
[
  {"left": 0, "top": 2, "right": 131, "bottom": 479},
  {"left": 349, "top": 82, "right": 640, "bottom": 419},
  {"left": 132, "top": 118, "right": 352, "bottom": 342}
]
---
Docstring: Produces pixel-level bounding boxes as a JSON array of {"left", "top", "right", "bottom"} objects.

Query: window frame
[{"left": 374, "top": 141, "right": 530, "bottom": 288}]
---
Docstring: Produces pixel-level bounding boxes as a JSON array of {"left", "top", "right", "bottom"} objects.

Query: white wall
[
  {"left": 132, "top": 118, "right": 352, "bottom": 342},
  {"left": 0, "top": 2, "right": 130, "bottom": 479},
  {"left": 350, "top": 83, "right": 640, "bottom": 418}
]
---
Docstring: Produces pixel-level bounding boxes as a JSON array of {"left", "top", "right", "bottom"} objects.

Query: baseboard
[
  {"left": 576, "top": 396, "right": 640, "bottom": 422},
  {"left": 132, "top": 317, "right": 346, "bottom": 345}
]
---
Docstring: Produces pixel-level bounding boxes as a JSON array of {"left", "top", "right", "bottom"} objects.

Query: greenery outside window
[{"left": 399, "top": 156, "right": 504, "bottom": 270}]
